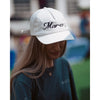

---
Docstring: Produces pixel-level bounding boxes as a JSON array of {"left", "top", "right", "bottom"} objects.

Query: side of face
[{"left": 45, "top": 41, "right": 66, "bottom": 60}]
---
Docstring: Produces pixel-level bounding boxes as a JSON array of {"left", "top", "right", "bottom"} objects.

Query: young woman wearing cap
[{"left": 11, "top": 7, "right": 78, "bottom": 100}]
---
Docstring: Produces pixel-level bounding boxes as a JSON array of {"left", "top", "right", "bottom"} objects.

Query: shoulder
[
  {"left": 55, "top": 57, "right": 71, "bottom": 71},
  {"left": 55, "top": 57, "right": 70, "bottom": 66},
  {"left": 12, "top": 73, "right": 35, "bottom": 88}
]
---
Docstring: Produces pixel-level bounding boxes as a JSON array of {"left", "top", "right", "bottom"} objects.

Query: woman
[{"left": 11, "top": 7, "right": 78, "bottom": 100}]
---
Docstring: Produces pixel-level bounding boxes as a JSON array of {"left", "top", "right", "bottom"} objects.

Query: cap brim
[{"left": 36, "top": 30, "right": 74, "bottom": 44}]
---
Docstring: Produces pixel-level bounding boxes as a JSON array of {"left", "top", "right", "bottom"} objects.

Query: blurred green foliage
[{"left": 72, "top": 58, "right": 90, "bottom": 100}]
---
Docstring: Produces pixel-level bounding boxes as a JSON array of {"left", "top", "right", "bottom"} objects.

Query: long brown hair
[{"left": 10, "top": 36, "right": 66, "bottom": 91}]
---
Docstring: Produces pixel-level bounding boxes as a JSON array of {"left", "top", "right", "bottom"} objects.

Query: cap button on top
[{"left": 43, "top": 7, "right": 47, "bottom": 9}]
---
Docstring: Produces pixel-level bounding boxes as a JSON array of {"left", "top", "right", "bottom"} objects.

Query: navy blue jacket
[{"left": 11, "top": 57, "right": 78, "bottom": 100}]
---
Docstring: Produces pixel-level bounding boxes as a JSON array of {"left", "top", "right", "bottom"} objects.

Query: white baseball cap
[{"left": 30, "top": 7, "right": 74, "bottom": 44}]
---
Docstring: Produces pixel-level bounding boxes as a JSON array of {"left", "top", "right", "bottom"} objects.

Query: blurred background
[{"left": 10, "top": 0, "right": 90, "bottom": 100}]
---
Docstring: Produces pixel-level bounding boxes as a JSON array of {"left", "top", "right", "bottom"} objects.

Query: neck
[{"left": 46, "top": 59, "right": 54, "bottom": 68}]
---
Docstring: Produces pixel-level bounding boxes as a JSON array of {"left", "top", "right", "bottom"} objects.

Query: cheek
[
  {"left": 45, "top": 46, "right": 53, "bottom": 53},
  {"left": 46, "top": 50, "right": 52, "bottom": 57}
]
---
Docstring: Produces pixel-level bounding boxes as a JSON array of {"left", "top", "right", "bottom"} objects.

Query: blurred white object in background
[
  {"left": 78, "top": 0, "right": 90, "bottom": 9},
  {"left": 10, "top": 0, "right": 15, "bottom": 17}
]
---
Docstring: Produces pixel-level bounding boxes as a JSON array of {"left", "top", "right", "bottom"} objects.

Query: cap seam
[{"left": 45, "top": 8, "right": 56, "bottom": 20}]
